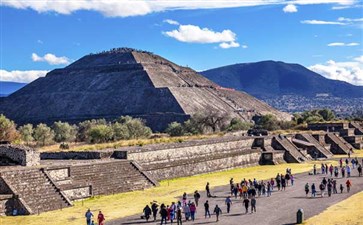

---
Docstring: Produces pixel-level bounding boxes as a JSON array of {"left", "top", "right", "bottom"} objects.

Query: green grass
[{"left": 0, "top": 161, "right": 337, "bottom": 225}]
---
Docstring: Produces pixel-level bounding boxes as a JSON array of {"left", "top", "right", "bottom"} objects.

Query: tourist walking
[
  {"left": 305, "top": 183, "right": 309, "bottom": 197},
  {"left": 290, "top": 174, "right": 294, "bottom": 186},
  {"left": 346, "top": 165, "right": 351, "bottom": 178},
  {"left": 251, "top": 197, "right": 256, "bottom": 213},
  {"left": 327, "top": 182, "right": 332, "bottom": 197},
  {"left": 194, "top": 190, "right": 201, "bottom": 206},
  {"left": 340, "top": 184, "right": 344, "bottom": 193},
  {"left": 358, "top": 164, "right": 362, "bottom": 177},
  {"left": 160, "top": 204, "right": 168, "bottom": 225},
  {"left": 313, "top": 164, "right": 317, "bottom": 175},
  {"left": 206, "top": 182, "right": 212, "bottom": 197},
  {"left": 311, "top": 183, "right": 316, "bottom": 197},
  {"left": 143, "top": 205, "right": 151, "bottom": 222},
  {"left": 189, "top": 203, "right": 196, "bottom": 221},
  {"left": 85, "top": 209, "right": 93, "bottom": 225},
  {"left": 243, "top": 197, "right": 249, "bottom": 214},
  {"left": 204, "top": 200, "right": 211, "bottom": 218},
  {"left": 213, "top": 205, "right": 222, "bottom": 222},
  {"left": 346, "top": 180, "right": 352, "bottom": 193},
  {"left": 341, "top": 167, "right": 345, "bottom": 178},
  {"left": 183, "top": 203, "right": 190, "bottom": 221},
  {"left": 225, "top": 196, "right": 232, "bottom": 213},
  {"left": 267, "top": 182, "right": 272, "bottom": 197},
  {"left": 319, "top": 183, "right": 325, "bottom": 197},
  {"left": 176, "top": 206, "right": 183, "bottom": 225},
  {"left": 151, "top": 201, "right": 159, "bottom": 221},
  {"left": 97, "top": 211, "right": 105, "bottom": 225}
]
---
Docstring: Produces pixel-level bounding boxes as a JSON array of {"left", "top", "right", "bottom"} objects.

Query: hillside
[
  {"left": 202, "top": 61, "right": 363, "bottom": 114},
  {"left": 0, "top": 48, "right": 290, "bottom": 131}
]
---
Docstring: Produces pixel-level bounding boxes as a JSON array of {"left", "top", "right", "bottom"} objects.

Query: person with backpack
[
  {"left": 243, "top": 197, "right": 250, "bottom": 214},
  {"left": 213, "top": 205, "right": 222, "bottom": 222},
  {"left": 305, "top": 183, "right": 309, "bottom": 197},
  {"left": 204, "top": 200, "right": 211, "bottom": 218},
  {"left": 85, "top": 209, "right": 93, "bottom": 225},
  {"left": 143, "top": 205, "right": 152, "bottom": 222}
]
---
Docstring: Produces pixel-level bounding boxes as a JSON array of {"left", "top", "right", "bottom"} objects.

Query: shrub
[
  {"left": 86, "top": 124, "right": 114, "bottom": 144},
  {"left": 33, "top": 123, "right": 55, "bottom": 146},
  {"left": 165, "top": 122, "right": 184, "bottom": 137},
  {"left": 53, "top": 121, "right": 77, "bottom": 143},
  {"left": 18, "top": 124, "right": 34, "bottom": 144}
]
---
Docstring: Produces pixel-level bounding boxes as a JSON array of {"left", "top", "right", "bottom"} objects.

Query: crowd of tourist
[
  {"left": 84, "top": 156, "right": 362, "bottom": 225},
  {"left": 306, "top": 157, "right": 362, "bottom": 199}
]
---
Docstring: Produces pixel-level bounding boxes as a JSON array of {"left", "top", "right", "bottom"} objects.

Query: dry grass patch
[
  {"left": 306, "top": 191, "right": 363, "bottom": 225},
  {"left": 0, "top": 161, "right": 336, "bottom": 225}
]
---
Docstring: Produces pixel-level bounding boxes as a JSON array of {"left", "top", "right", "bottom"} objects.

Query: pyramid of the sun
[{"left": 0, "top": 48, "right": 290, "bottom": 131}]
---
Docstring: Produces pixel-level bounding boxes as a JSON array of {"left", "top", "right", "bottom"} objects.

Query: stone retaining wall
[{"left": 0, "top": 144, "right": 39, "bottom": 166}]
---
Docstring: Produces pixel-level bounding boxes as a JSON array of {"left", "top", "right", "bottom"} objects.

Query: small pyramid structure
[{"left": 0, "top": 48, "right": 290, "bottom": 131}]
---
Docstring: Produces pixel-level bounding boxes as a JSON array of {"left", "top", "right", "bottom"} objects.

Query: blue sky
[{"left": 0, "top": 0, "right": 362, "bottom": 85}]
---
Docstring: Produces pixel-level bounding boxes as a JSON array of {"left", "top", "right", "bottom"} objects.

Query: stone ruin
[{"left": 0, "top": 121, "right": 361, "bottom": 215}]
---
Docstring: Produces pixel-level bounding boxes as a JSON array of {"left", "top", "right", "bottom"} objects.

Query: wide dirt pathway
[{"left": 108, "top": 160, "right": 363, "bottom": 225}]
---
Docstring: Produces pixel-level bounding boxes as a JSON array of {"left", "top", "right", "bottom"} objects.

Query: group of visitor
[{"left": 85, "top": 209, "right": 105, "bottom": 225}]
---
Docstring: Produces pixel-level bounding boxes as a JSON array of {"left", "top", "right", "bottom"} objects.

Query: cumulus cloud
[
  {"left": 164, "top": 23, "right": 240, "bottom": 49},
  {"left": 32, "top": 53, "right": 70, "bottom": 65},
  {"left": 327, "top": 42, "right": 360, "bottom": 47},
  {"left": 0, "top": 0, "right": 357, "bottom": 17},
  {"left": 163, "top": 19, "right": 179, "bottom": 25},
  {"left": 0, "top": 70, "right": 48, "bottom": 83},
  {"left": 219, "top": 41, "right": 240, "bottom": 49},
  {"left": 283, "top": 4, "right": 298, "bottom": 13},
  {"left": 309, "top": 56, "right": 363, "bottom": 86}
]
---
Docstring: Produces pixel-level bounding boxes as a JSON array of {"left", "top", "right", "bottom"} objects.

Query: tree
[
  {"left": 53, "top": 121, "right": 77, "bottom": 143},
  {"left": 165, "top": 122, "right": 184, "bottom": 137},
  {"left": 86, "top": 124, "right": 114, "bottom": 143},
  {"left": 254, "top": 114, "right": 280, "bottom": 131},
  {"left": 0, "top": 114, "right": 19, "bottom": 142},
  {"left": 318, "top": 109, "right": 335, "bottom": 121},
  {"left": 18, "top": 124, "right": 34, "bottom": 144},
  {"left": 125, "top": 118, "right": 152, "bottom": 139},
  {"left": 33, "top": 123, "right": 54, "bottom": 146},
  {"left": 112, "top": 122, "right": 130, "bottom": 140},
  {"left": 77, "top": 119, "right": 107, "bottom": 142},
  {"left": 227, "top": 118, "right": 253, "bottom": 131}
]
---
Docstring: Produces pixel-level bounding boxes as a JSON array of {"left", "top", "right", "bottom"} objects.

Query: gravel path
[{"left": 108, "top": 161, "right": 363, "bottom": 225}]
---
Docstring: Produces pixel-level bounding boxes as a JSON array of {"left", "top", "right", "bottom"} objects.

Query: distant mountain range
[
  {"left": 0, "top": 81, "right": 27, "bottom": 97},
  {"left": 202, "top": 61, "right": 363, "bottom": 115}
]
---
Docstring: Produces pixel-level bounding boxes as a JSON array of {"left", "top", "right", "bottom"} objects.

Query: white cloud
[
  {"left": 327, "top": 42, "right": 360, "bottom": 47},
  {"left": 37, "top": 39, "right": 43, "bottom": 44},
  {"left": 163, "top": 19, "right": 179, "bottom": 25},
  {"left": 301, "top": 17, "right": 363, "bottom": 26},
  {"left": 164, "top": 23, "right": 240, "bottom": 48},
  {"left": 301, "top": 20, "right": 346, "bottom": 25},
  {"left": 283, "top": 4, "right": 298, "bottom": 13},
  {"left": 0, "top": 0, "right": 357, "bottom": 17},
  {"left": 219, "top": 41, "right": 240, "bottom": 49},
  {"left": 0, "top": 70, "right": 48, "bottom": 83},
  {"left": 242, "top": 45, "right": 248, "bottom": 49},
  {"left": 31, "top": 53, "right": 70, "bottom": 65},
  {"left": 309, "top": 56, "right": 363, "bottom": 86},
  {"left": 332, "top": 4, "right": 363, "bottom": 10}
]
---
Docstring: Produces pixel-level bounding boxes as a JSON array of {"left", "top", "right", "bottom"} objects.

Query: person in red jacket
[
  {"left": 97, "top": 211, "right": 105, "bottom": 225},
  {"left": 346, "top": 180, "right": 352, "bottom": 193}
]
